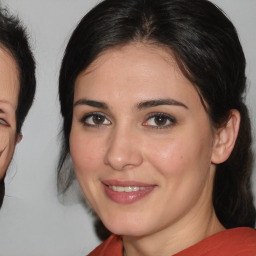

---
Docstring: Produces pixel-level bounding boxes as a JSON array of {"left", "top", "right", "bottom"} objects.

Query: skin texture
[
  {"left": 70, "top": 43, "right": 240, "bottom": 256},
  {"left": 0, "top": 48, "right": 20, "bottom": 180}
]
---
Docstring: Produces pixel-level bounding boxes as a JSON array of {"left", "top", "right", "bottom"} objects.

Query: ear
[
  {"left": 211, "top": 109, "right": 240, "bottom": 164},
  {"left": 16, "top": 133, "right": 23, "bottom": 144}
]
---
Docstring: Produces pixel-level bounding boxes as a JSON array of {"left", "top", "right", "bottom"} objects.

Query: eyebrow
[
  {"left": 74, "top": 99, "right": 108, "bottom": 109},
  {"left": 73, "top": 98, "right": 188, "bottom": 110},
  {"left": 137, "top": 99, "right": 188, "bottom": 110}
]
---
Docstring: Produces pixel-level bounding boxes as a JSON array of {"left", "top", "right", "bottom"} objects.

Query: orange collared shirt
[{"left": 89, "top": 227, "right": 256, "bottom": 256}]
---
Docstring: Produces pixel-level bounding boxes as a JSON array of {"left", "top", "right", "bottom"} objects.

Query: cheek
[
  {"left": 147, "top": 140, "right": 190, "bottom": 177},
  {"left": 69, "top": 129, "right": 107, "bottom": 209},
  {"left": 0, "top": 131, "right": 16, "bottom": 179},
  {"left": 70, "top": 130, "right": 104, "bottom": 176},
  {"left": 0, "top": 131, "right": 8, "bottom": 152},
  {"left": 145, "top": 130, "right": 213, "bottom": 179}
]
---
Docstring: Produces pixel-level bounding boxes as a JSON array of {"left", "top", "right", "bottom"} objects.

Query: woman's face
[
  {"left": 0, "top": 48, "right": 19, "bottom": 179},
  {"left": 70, "top": 43, "right": 219, "bottom": 237}
]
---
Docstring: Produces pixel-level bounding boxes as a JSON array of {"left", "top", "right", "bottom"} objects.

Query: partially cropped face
[
  {"left": 0, "top": 48, "right": 19, "bottom": 180},
  {"left": 70, "top": 43, "right": 219, "bottom": 237}
]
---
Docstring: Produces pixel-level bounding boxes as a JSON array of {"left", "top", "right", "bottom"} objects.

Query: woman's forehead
[{"left": 73, "top": 43, "right": 205, "bottom": 115}]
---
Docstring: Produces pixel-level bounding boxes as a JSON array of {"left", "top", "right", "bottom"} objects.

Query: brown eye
[
  {"left": 82, "top": 113, "right": 111, "bottom": 126},
  {"left": 92, "top": 114, "right": 106, "bottom": 125},
  {"left": 143, "top": 113, "right": 176, "bottom": 129},
  {"left": 154, "top": 115, "right": 168, "bottom": 126}
]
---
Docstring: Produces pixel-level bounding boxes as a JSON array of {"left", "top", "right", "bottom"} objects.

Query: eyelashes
[
  {"left": 143, "top": 112, "right": 176, "bottom": 129},
  {"left": 80, "top": 112, "right": 111, "bottom": 127},
  {"left": 80, "top": 112, "right": 176, "bottom": 129}
]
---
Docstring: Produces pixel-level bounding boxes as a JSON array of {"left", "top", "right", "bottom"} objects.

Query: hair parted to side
[{"left": 58, "top": 0, "right": 255, "bottom": 230}]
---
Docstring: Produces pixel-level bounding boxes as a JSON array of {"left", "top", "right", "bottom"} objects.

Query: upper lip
[{"left": 102, "top": 179, "right": 156, "bottom": 187}]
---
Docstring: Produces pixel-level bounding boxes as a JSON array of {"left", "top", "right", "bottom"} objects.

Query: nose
[{"left": 104, "top": 126, "right": 143, "bottom": 171}]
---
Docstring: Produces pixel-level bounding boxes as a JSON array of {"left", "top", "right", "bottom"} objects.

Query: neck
[{"left": 123, "top": 207, "right": 224, "bottom": 256}]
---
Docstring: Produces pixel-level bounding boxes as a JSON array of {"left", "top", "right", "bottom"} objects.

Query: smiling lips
[{"left": 102, "top": 180, "right": 156, "bottom": 204}]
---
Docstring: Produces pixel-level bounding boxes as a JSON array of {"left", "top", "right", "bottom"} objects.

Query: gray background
[{"left": 0, "top": 0, "right": 255, "bottom": 255}]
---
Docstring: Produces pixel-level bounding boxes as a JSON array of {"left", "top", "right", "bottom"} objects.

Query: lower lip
[{"left": 103, "top": 184, "right": 155, "bottom": 204}]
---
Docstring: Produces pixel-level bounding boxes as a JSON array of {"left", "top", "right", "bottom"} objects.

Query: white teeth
[{"left": 109, "top": 186, "right": 147, "bottom": 192}]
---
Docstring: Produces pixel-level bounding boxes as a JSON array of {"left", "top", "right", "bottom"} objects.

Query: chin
[
  {"left": 102, "top": 215, "right": 149, "bottom": 237},
  {"left": 109, "top": 226, "right": 147, "bottom": 237}
]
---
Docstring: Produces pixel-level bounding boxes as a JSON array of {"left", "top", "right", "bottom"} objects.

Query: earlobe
[
  {"left": 211, "top": 109, "right": 240, "bottom": 164},
  {"left": 16, "top": 133, "right": 23, "bottom": 144}
]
